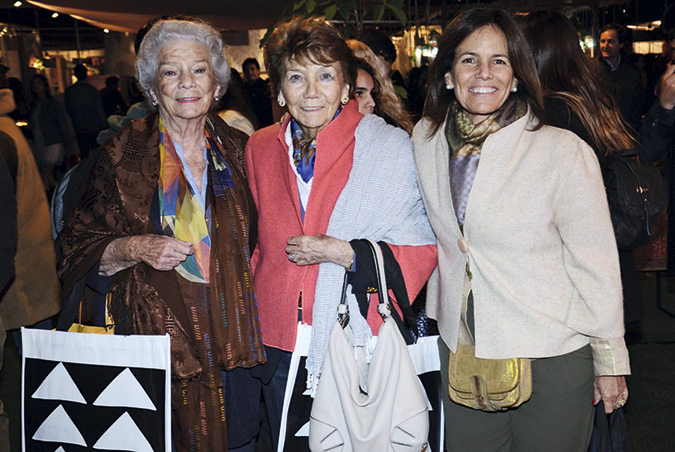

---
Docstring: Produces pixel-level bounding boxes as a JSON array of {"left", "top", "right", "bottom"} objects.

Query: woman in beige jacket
[{"left": 412, "top": 6, "right": 629, "bottom": 451}]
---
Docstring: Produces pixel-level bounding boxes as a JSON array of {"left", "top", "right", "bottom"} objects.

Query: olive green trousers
[{"left": 440, "top": 338, "right": 595, "bottom": 452}]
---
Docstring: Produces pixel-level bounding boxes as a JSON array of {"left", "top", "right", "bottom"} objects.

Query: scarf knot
[{"left": 446, "top": 98, "right": 527, "bottom": 225}]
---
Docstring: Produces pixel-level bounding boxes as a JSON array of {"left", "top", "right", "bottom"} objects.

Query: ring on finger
[
  {"left": 616, "top": 400, "right": 626, "bottom": 408},
  {"left": 289, "top": 253, "right": 297, "bottom": 263}
]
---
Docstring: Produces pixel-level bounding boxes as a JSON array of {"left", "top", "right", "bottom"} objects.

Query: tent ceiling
[
  {"left": 0, "top": 0, "right": 653, "bottom": 35},
  {"left": 26, "top": 0, "right": 287, "bottom": 32}
]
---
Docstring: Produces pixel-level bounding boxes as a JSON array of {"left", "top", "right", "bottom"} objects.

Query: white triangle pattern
[
  {"left": 94, "top": 368, "right": 156, "bottom": 411},
  {"left": 32, "top": 405, "right": 86, "bottom": 446},
  {"left": 93, "top": 412, "right": 153, "bottom": 452},
  {"left": 30, "top": 363, "right": 162, "bottom": 451},
  {"left": 32, "top": 362, "right": 86, "bottom": 404}
]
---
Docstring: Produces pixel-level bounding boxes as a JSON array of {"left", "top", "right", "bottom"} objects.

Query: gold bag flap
[{"left": 448, "top": 344, "right": 532, "bottom": 411}]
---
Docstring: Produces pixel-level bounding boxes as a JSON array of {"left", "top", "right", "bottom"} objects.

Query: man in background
[
  {"left": 242, "top": 58, "right": 273, "bottom": 128},
  {"left": 100, "top": 75, "right": 128, "bottom": 118},
  {"left": 593, "top": 23, "right": 644, "bottom": 132},
  {"left": 65, "top": 64, "right": 107, "bottom": 159},
  {"left": 355, "top": 29, "right": 408, "bottom": 101}
]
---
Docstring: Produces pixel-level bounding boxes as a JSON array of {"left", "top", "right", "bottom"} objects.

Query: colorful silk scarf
[
  {"left": 291, "top": 107, "right": 342, "bottom": 183},
  {"left": 158, "top": 117, "right": 234, "bottom": 283},
  {"left": 158, "top": 117, "right": 209, "bottom": 282}
]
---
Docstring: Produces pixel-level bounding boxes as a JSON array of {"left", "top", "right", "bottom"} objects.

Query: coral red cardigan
[{"left": 246, "top": 101, "right": 436, "bottom": 352}]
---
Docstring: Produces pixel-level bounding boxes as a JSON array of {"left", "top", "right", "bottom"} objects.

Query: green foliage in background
[{"left": 261, "top": 0, "right": 407, "bottom": 48}]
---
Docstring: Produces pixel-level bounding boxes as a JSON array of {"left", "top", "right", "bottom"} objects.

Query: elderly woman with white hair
[{"left": 57, "top": 18, "right": 265, "bottom": 452}]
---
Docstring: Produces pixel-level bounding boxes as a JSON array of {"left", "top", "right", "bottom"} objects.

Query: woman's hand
[
  {"left": 100, "top": 235, "right": 194, "bottom": 275},
  {"left": 593, "top": 375, "right": 628, "bottom": 413},
  {"left": 286, "top": 234, "right": 353, "bottom": 268}
]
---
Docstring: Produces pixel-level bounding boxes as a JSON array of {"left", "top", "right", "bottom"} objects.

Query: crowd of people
[{"left": 3, "top": 3, "right": 675, "bottom": 451}]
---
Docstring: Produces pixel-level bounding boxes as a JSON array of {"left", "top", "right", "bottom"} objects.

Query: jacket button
[{"left": 458, "top": 238, "right": 468, "bottom": 253}]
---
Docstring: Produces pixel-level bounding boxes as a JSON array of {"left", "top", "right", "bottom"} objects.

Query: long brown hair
[
  {"left": 424, "top": 5, "right": 545, "bottom": 137},
  {"left": 348, "top": 39, "right": 414, "bottom": 134},
  {"left": 519, "top": 10, "right": 636, "bottom": 154}
]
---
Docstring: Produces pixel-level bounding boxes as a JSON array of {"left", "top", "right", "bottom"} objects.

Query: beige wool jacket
[
  {"left": 0, "top": 89, "right": 61, "bottom": 330},
  {"left": 412, "top": 112, "right": 629, "bottom": 376}
]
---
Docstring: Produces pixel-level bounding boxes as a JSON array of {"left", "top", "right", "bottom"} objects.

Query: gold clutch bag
[{"left": 447, "top": 344, "right": 532, "bottom": 412}]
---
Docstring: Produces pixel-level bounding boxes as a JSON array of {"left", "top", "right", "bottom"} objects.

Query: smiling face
[
  {"left": 445, "top": 25, "right": 516, "bottom": 125},
  {"left": 152, "top": 39, "right": 218, "bottom": 127},
  {"left": 354, "top": 68, "right": 376, "bottom": 115},
  {"left": 278, "top": 58, "right": 349, "bottom": 140},
  {"left": 600, "top": 29, "right": 623, "bottom": 63}
]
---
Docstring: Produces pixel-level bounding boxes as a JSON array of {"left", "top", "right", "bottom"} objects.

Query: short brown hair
[
  {"left": 424, "top": 6, "right": 545, "bottom": 136},
  {"left": 264, "top": 17, "right": 356, "bottom": 97}
]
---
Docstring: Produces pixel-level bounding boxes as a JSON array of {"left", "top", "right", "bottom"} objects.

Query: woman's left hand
[
  {"left": 286, "top": 234, "right": 353, "bottom": 268},
  {"left": 593, "top": 375, "right": 629, "bottom": 413}
]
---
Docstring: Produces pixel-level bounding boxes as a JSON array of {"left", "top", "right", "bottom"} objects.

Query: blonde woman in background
[{"left": 347, "top": 39, "right": 414, "bottom": 133}]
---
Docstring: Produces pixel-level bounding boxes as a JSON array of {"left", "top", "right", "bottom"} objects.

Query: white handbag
[{"left": 309, "top": 239, "right": 429, "bottom": 452}]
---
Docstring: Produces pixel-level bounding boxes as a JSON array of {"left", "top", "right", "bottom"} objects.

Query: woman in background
[
  {"left": 347, "top": 39, "right": 414, "bottom": 133},
  {"left": 520, "top": 10, "right": 645, "bottom": 328}
]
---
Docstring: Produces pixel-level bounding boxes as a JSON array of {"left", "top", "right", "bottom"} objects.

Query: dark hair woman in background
[{"left": 519, "top": 10, "right": 644, "bottom": 331}]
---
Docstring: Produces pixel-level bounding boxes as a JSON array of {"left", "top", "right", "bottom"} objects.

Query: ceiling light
[
  {"left": 103, "top": 28, "right": 109, "bottom": 33},
  {"left": 51, "top": 12, "right": 59, "bottom": 18},
  {"left": 13, "top": 1, "right": 22, "bottom": 7}
]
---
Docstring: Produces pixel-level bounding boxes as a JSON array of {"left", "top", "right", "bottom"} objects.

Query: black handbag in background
[{"left": 602, "top": 149, "right": 667, "bottom": 251}]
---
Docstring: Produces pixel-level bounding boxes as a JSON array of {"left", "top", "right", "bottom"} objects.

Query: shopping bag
[{"left": 21, "top": 328, "right": 171, "bottom": 452}]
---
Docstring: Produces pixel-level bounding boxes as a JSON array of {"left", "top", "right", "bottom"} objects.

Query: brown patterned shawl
[{"left": 57, "top": 112, "right": 265, "bottom": 451}]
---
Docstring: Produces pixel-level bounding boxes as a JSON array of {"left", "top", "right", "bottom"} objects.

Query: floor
[
  {"left": 624, "top": 272, "right": 675, "bottom": 452},
  {"left": 1, "top": 273, "right": 674, "bottom": 451}
]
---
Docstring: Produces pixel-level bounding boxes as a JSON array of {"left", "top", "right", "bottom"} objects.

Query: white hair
[{"left": 134, "top": 19, "right": 230, "bottom": 106}]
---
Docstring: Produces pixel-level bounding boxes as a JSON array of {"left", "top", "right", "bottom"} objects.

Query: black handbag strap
[{"left": 338, "top": 239, "right": 390, "bottom": 327}]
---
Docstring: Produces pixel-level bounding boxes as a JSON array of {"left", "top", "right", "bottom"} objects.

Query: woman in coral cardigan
[{"left": 245, "top": 17, "right": 437, "bottom": 452}]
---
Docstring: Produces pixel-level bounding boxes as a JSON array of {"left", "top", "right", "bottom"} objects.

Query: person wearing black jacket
[
  {"left": 0, "top": 131, "right": 17, "bottom": 452},
  {"left": 521, "top": 11, "right": 645, "bottom": 327},
  {"left": 640, "top": 5, "right": 675, "bottom": 274}
]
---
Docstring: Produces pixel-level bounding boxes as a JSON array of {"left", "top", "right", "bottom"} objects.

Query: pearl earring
[
  {"left": 446, "top": 83, "right": 453, "bottom": 90},
  {"left": 214, "top": 95, "right": 220, "bottom": 102},
  {"left": 151, "top": 99, "right": 158, "bottom": 107},
  {"left": 511, "top": 85, "right": 518, "bottom": 93},
  {"left": 278, "top": 98, "right": 286, "bottom": 107}
]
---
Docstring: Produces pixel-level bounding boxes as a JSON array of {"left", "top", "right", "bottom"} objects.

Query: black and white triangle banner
[{"left": 21, "top": 329, "right": 171, "bottom": 452}]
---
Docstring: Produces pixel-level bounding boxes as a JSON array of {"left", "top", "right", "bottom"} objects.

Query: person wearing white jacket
[{"left": 412, "top": 6, "right": 629, "bottom": 452}]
